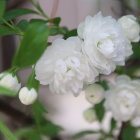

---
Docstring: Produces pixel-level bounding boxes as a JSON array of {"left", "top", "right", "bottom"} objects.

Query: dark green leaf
[
  {"left": 64, "top": 29, "right": 77, "bottom": 39},
  {"left": 0, "top": 86, "right": 17, "bottom": 96},
  {"left": 48, "top": 17, "right": 61, "bottom": 25},
  {"left": 122, "top": 123, "right": 137, "bottom": 140},
  {"left": 50, "top": 26, "right": 68, "bottom": 36},
  {"left": 94, "top": 100, "right": 105, "bottom": 122},
  {"left": 2, "top": 8, "right": 38, "bottom": 22},
  {"left": 0, "top": 0, "right": 6, "bottom": 17},
  {"left": 0, "top": 25, "right": 17, "bottom": 36},
  {"left": 110, "top": 118, "right": 116, "bottom": 132},
  {"left": 96, "top": 81, "right": 109, "bottom": 90},
  {"left": 73, "top": 130, "right": 97, "bottom": 138},
  {"left": 17, "top": 20, "right": 29, "bottom": 31},
  {"left": 128, "top": 42, "right": 140, "bottom": 60},
  {"left": 40, "top": 121, "right": 63, "bottom": 137},
  {"left": 30, "top": 18, "right": 47, "bottom": 24},
  {"left": 0, "top": 121, "right": 17, "bottom": 140},
  {"left": 13, "top": 23, "right": 49, "bottom": 68}
]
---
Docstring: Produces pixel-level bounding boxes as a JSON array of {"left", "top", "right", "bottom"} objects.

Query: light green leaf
[
  {"left": 0, "top": 86, "right": 17, "bottom": 96},
  {"left": 0, "top": 121, "right": 17, "bottom": 140},
  {"left": 0, "top": 25, "right": 17, "bottom": 36},
  {"left": 2, "top": 8, "right": 38, "bottom": 22},
  {"left": 73, "top": 130, "right": 98, "bottom": 138},
  {"left": 13, "top": 23, "right": 49, "bottom": 68},
  {"left": 0, "top": 0, "right": 6, "bottom": 17},
  {"left": 94, "top": 100, "right": 105, "bottom": 122}
]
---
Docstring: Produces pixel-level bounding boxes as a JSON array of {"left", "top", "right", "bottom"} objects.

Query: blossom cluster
[
  {"left": 35, "top": 12, "right": 140, "bottom": 96},
  {"left": 83, "top": 75, "right": 140, "bottom": 122}
]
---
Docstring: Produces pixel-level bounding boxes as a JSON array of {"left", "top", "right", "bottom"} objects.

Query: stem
[{"left": 118, "top": 122, "right": 126, "bottom": 140}]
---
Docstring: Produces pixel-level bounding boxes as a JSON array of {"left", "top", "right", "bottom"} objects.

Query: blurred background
[{"left": 0, "top": 0, "right": 140, "bottom": 140}]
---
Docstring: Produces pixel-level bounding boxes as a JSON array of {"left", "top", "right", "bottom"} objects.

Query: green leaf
[
  {"left": 94, "top": 100, "right": 105, "bottom": 122},
  {"left": 50, "top": 26, "right": 68, "bottom": 36},
  {"left": 2, "top": 8, "right": 38, "bottom": 22},
  {"left": 64, "top": 29, "right": 77, "bottom": 39},
  {"left": 0, "top": 25, "right": 17, "bottom": 36},
  {"left": 110, "top": 118, "right": 116, "bottom": 132},
  {"left": 0, "top": 86, "right": 17, "bottom": 96},
  {"left": 17, "top": 20, "right": 29, "bottom": 31},
  {"left": 128, "top": 42, "right": 140, "bottom": 60},
  {"left": 40, "top": 120, "right": 63, "bottom": 137},
  {"left": 122, "top": 123, "right": 137, "bottom": 140},
  {"left": 0, "top": 121, "right": 17, "bottom": 140},
  {"left": 30, "top": 18, "right": 47, "bottom": 24},
  {"left": 0, "top": 0, "right": 6, "bottom": 17},
  {"left": 13, "top": 23, "right": 49, "bottom": 68},
  {"left": 73, "top": 130, "right": 97, "bottom": 138},
  {"left": 48, "top": 17, "right": 61, "bottom": 26},
  {"left": 96, "top": 81, "right": 109, "bottom": 90}
]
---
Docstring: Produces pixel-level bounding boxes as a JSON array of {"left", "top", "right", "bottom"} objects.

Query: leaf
[
  {"left": 50, "top": 26, "right": 68, "bottom": 36},
  {"left": 110, "top": 118, "right": 116, "bottom": 132},
  {"left": 40, "top": 121, "right": 63, "bottom": 137},
  {"left": 94, "top": 100, "right": 105, "bottom": 122},
  {"left": 96, "top": 81, "right": 109, "bottom": 90},
  {"left": 2, "top": 8, "right": 38, "bottom": 22},
  {"left": 12, "top": 23, "right": 49, "bottom": 68},
  {"left": 48, "top": 17, "right": 61, "bottom": 25},
  {"left": 0, "top": 25, "right": 16, "bottom": 36},
  {"left": 128, "top": 42, "right": 140, "bottom": 60},
  {"left": 0, "top": 0, "right": 6, "bottom": 17},
  {"left": 64, "top": 29, "right": 77, "bottom": 39},
  {"left": 73, "top": 130, "right": 97, "bottom": 138},
  {"left": 122, "top": 123, "right": 137, "bottom": 140},
  {"left": 0, "top": 121, "right": 17, "bottom": 140},
  {"left": 0, "top": 86, "right": 17, "bottom": 96},
  {"left": 17, "top": 20, "right": 29, "bottom": 31},
  {"left": 30, "top": 18, "right": 47, "bottom": 24}
]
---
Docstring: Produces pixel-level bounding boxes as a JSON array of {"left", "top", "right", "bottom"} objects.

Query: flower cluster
[
  {"left": 104, "top": 75, "right": 140, "bottom": 122},
  {"left": 35, "top": 12, "right": 139, "bottom": 95}
]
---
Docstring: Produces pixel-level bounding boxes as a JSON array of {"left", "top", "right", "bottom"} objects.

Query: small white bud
[
  {"left": 118, "top": 15, "right": 140, "bottom": 42},
  {"left": 19, "top": 87, "right": 38, "bottom": 105},
  {"left": 84, "top": 84, "right": 104, "bottom": 104},
  {"left": 83, "top": 108, "right": 97, "bottom": 123},
  {"left": 0, "top": 73, "right": 21, "bottom": 92}
]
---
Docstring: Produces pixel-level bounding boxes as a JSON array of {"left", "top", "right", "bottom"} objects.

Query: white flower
[
  {"left": 84, "top": 84, "right": 104, "bottom": 104},
  {"left": 78, "top": 12, "right": 133, "bottom": 75},
  {"left": 83, "top": 108, "right": 97, "bottom": 123},
  {"left": 104, "top": 75, "right": 140, "bottom": 122},
  {"left": 0, "top": 73, "right": 21, "bottom": 92},
  {"left": 19, "top": 87, "right": 38, "bottom": 105},
  {"left": 35, "top": 37, "right": 98, "bottom": 96},
  {"left": 118, "top": 15, "right": 140, "bottom": 42}
]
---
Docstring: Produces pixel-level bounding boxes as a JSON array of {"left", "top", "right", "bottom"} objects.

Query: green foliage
[
  {"left": 73, "top": 130, "right": 97, "bottom": 138},
  {"left": 64, "top": 29, "right": 77, "bottom": 39},
  {"left": 122, "top": 123, "right": 137, "bottom": 140},
  {"left": 110, "top": 118, "right": 116, "bottom": 133},
  {"left": 0, "top": 25, "right": 17, "bottom": 36},
  {"left": 13, "top": 23, "right": 49, "bottom": 68},
  {"left": 17, "top": 20, "right": 29, "bottom": 31},
  {"left": 0, "top": 86, "right": 17, "bottom": 96},
  {"left": 0, "top": 121, "right": 17, "bottom": 140},
  {"left": 94, "top": 100, "right": 105, "bottom": 122},
  {"left": 1, "top": 8, "right": 38, "bottom": 22},
  {"left": 0, "top": 0, "right": 6, "bottom": 17}
]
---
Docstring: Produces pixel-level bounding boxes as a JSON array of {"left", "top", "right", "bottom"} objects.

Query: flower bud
[
  {"left": 118, "top": 15, "right": 140, "bottom": 42},
  {"left": 0, "top": 73, "right": 21, "bottom": 92},
  {"left": 19, "top": 87, "right": 38, "bottom": 105},
  {"left": 83, "top": 108, "right": 97, "bottom": 123},
  {"left": 84, "top": 84, "right": 104, "bottom": 104}
]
